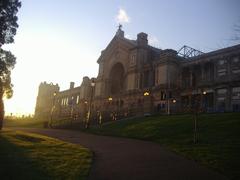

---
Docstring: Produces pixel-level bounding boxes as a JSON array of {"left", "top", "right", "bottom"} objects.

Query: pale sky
[{"left": 3, "top": 0, "right": 240, "bottom": 116}]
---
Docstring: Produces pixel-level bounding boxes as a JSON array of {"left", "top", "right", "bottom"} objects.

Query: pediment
[{"left": 97, "top": 36, "right": 136, "bottom": 63}]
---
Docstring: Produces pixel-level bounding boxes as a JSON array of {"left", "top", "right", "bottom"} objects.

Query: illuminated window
[{"left": 76, "top": 95, "right": 80, "bottom": 104}]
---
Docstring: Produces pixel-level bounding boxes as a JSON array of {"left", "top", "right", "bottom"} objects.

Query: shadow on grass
[
  {"left": 0, "top": 129, "right": 92, "bottom": 180},
  {"left": 0, "top": 131, "right": 51, "bottom": 179}
]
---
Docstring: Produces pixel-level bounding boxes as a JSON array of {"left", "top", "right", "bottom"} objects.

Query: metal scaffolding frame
[{"left": 178, "top": 45, "right": 204, "bottom": 59}]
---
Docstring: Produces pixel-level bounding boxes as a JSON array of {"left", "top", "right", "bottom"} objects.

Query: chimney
[
  {"left": 137, "top": 32, "right": 148, "bottom": 46},
  {"left": 70, "top": 82, "right": 74, "bottom": 89}
]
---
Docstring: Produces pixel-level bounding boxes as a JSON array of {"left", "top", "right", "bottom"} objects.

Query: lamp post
[
  {"left": 50, "top": 91, "right": 57, "bottom": 128},
  {"left": 108, "top": 97, "right": 113, "bottom": 120},
  {"left": 143, "top": 91, "right": 151, "bottom": 115},
  {"left": 85, "top": 80, "right": 95, "bottom": 128},
  {"left": 202, "top": 90, "right": 207, "bottom": 112}
]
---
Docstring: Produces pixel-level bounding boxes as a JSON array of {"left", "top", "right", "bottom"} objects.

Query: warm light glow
[
  {"left": 3, "top": 10, "right": 98, "bottom": 116},
  {"left": 172, "top": 99, "right": 176, "bottom": 103},
  {"left": 108, "top": 97, "right": 113, "bottom": 101},
  {"left": 144, "top": 92, "right": 150, "bottom": 96},
  {"left": 203, "top": 91, "right": 207, "bottom": 95}
]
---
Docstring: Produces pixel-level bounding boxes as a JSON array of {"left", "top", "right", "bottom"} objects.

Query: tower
[{"left": 34, "top": 82, "right": 59, "bottom": 120}]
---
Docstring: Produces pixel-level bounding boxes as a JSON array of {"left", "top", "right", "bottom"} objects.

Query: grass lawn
[
  {"left": 3, "top": 117, "right": 46, "bottom": 128},
  {"left": 0, "top": 129, "right": 92, "bottom": 180},
  {"left": 85, "top": 112, "right": 240, "bottom": 180}
]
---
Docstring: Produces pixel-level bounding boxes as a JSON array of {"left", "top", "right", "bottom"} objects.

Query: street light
[
  {"left": 172, "top": 99, "right": 176, "bottom": 103},
  {"left": 108, "top": 97, "right": 114, "bottom": 120},
  {"left": 85, "top": 80, "right": 95, "bottom": 128},
  {"left": 143, "top": 91, "right": 150, "bottom": 96},
  {"left": 143, "top": 91, "right": 151, "bottom": 116},
  {"left": 50, "top": 91, "right": 57, "bottom": 128}
]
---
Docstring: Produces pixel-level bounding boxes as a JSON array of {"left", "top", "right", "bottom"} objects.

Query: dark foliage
[
  {"left": 0, "top": 0, "right": 21, "bottom": 46},
  {"left": 0, "top": 0, "right": 21, "bottom": 129}
]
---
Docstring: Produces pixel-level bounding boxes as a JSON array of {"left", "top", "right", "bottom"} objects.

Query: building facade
[{"left": 35, "top": 27, "right": 240, "bottom": 125}]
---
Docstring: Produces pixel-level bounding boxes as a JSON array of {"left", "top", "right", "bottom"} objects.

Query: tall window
[
  {"left": 76, "top": 95, "right": 80, "bottom": 104},
  {"left": 161, "top": 91, "right": 166, "bottom": 100},
  {"left": 217, "top": 60, "right": 227, "bottom": 76},
  {"left": 232, "top": 87, "right": 240, "bottom": 100},
  {"left": 130, "top": 54, "right": 136, "bottom": 66},
  {"left": 216, "top": 88, "right": 227, "bottom": 111},
  {"left": 232, "top": 57, "right": 240, "bottom": 74}
]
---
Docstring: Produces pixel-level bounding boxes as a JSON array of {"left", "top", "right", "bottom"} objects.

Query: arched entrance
[{"left": 109, "top": 63, "right": 125, "bottom": 95}]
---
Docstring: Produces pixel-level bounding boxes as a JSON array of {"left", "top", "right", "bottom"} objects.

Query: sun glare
[{"left": 3, "top": 26, "right": 98, "bottom": 116}]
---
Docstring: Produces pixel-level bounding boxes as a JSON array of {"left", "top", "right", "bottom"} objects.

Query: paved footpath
[{"left": 15, "top": 128, "right": 227, "bottom": 180}]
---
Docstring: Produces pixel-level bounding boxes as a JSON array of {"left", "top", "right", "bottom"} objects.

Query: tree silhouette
[
  {"left": 0, "top": 0, "right": 21, "bottom": 129},
  {"left": 0, "top": 0, "right": 21, "bottom": 46}
]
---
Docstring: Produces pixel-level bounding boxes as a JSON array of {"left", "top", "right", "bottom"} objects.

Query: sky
[{"left": 3, "top": 0, "right": 240, "bottom": 116}]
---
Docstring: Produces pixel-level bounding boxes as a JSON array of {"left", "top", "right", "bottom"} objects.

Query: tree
[
  {"left": 0, "top": 0, "right": 21, "bottom": 46},
  {"left": 0, "top": 0, "right": 21, "bottom": 129}
]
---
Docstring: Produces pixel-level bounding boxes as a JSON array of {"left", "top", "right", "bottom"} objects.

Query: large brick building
[{"left": 35, "top": 27, "right": 240, "bottom": 125}]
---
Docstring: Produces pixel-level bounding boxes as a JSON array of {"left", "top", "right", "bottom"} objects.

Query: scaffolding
[{"left": 178, "top": 45, "right": 204, "bottom": 59}]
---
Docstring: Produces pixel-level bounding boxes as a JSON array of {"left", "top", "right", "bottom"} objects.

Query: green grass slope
[
  {"left": 87, "top": 113, "right": 240, "bottom": 180},
  {"left": 0, "top": 129, "right": 92, "bottom": 180}
]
